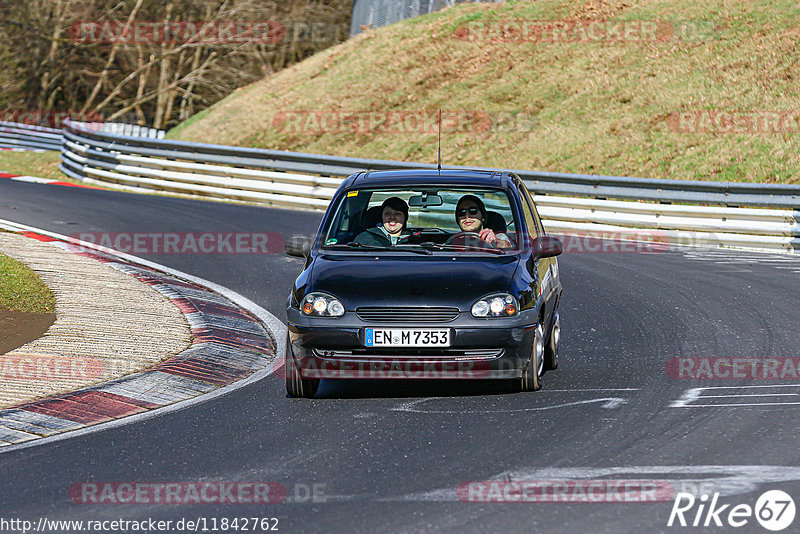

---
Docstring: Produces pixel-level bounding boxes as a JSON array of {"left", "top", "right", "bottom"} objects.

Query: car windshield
[{"left": 320, "top": 187, "right": 520, "bottom": 253}]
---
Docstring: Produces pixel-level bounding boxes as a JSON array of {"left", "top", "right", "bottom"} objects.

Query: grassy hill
[{"left": 169, "top": 0, "right": 800, "bottom": 183}]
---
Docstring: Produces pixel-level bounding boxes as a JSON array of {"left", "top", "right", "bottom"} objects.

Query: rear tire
[
  {"left": 285, "top": 335, "right": 319, "bottom": 398},
  {"left": 544, "top": 312, "right": 560, "bottom": 372},
  {"left": 519, "top": 323, "right": 544, "bottom": 392}
]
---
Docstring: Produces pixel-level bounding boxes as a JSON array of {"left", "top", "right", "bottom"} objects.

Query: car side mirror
[
  {"left": 532, "top": 236, "right": 562, "bottom": 258},
  {"left": 285, "top": 235, "right": 311, "bottom": 257}
]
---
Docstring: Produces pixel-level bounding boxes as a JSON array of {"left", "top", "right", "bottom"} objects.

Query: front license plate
[{"left": 364, "top": 328, "right": 451, "bottom": 347}]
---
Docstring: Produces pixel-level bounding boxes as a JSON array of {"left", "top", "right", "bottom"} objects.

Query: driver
[
  {"left": 353, "top": 197, "right": 411, "bottom": 246},
  {"left": 454, "top": 195, "right": 513, "bottom": 249}
]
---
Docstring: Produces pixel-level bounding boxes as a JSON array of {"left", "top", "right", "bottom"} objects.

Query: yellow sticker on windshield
[{"left": 347, "top": 191, "right": 359, "bottom": 197}]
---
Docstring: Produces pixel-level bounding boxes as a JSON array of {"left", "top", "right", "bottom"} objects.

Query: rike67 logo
[{"left": 668, "top": 490, "right": 795, "bottom": 531}]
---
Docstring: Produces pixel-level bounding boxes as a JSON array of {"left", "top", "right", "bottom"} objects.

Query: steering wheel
[{"left": 444, "top": 231, "right": 495, "bottom": 248}]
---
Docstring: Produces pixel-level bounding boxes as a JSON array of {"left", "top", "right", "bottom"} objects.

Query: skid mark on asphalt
[
  {"left": 391, "top": 465, "right": 800, "bottom": 502},
  {"left": 390, "top": 388, "right": 641, "bottom": 413},
  {"left": 302, "top": 465, "right": 800, "bottom": 503}
]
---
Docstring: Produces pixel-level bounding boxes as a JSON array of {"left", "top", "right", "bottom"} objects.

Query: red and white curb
[
  {"left": 0, "top": 172, "right": 101, "bottom": 189},
  {"left": 0, "top": 221, "right": 285, "bottom": 451}
]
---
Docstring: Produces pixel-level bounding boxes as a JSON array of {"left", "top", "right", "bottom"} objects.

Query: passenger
[
  {"left": 353, "top": 197, "right": 411, "bottom": 247},
  {"left": 453, "top": 195, "right": 513, "bottom": 249}
]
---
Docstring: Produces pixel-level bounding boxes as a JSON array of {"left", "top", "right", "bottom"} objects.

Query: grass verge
[
  {"left": 170, "top": 0, "right": 800, "bottom": 183},
  {"left": 0, "top": 251, "right": 56, "bottom": 313},
  {"left": 0, "top": 151, "right": 65, "bottom": 181}
]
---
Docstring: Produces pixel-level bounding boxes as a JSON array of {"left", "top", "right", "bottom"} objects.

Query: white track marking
[
  {"left": 678, "top": 249, "right": 800, "bottom": 269},
  {"left": 392, "top": 396, "right": 631, "bottom": 414},
  {"left": 699, "top": 394, "right": 798, "bottom": 398},
  {"left": 547, "top": 388, "right": 642, "bottom": 392},
  {"left": 6, "top": 175, "right": 55, "bottom": 184},
  {"left": 671, "top": 385, "right": 800, "bottom": 408}
]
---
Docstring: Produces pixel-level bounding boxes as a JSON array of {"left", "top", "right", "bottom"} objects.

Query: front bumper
[{"left": 286, "top": 308, "right": 538, "bottom": 380}]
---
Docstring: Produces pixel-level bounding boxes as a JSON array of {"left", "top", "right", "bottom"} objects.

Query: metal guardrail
[
  {"left": 100, "top": 123, "right": 165, "bottom": 139},
  {"left": 350, "top": 0, "right": 503, "bottom": 36},
  {"left": 60, "top": 119, "right": 800, "bottom": 208},
  {"left": 51, "top": 119, "right": 797, "bottom": 253},
  {"left": 0, "top": 120, "right": 164, "bottom": 151},
  {"left": 0, "top": 121, "right": 62, "bottom": 151}
]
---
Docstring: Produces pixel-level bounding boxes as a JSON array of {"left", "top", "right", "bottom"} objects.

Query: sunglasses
[{"left": 457, "top": 207, "right": 481, "bottom": 217}]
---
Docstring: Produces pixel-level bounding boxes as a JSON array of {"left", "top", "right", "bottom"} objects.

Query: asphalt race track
[{"left": 1, "top": 179, "right": 799, "bottom": 533}]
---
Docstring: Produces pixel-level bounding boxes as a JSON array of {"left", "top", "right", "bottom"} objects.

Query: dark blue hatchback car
[{"left": 284, "top": 169, "right": 563, "bottom": 397}]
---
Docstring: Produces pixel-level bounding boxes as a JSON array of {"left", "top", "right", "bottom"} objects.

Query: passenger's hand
[{"left": 478, "top": 228, "right": 497, "bottom": 244}]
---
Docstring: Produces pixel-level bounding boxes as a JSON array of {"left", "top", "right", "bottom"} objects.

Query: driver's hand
[{"left": 479, "top": 228, "right": 496, "bottom": 244}]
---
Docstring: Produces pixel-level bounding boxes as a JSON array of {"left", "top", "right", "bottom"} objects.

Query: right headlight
[
  {"left": 301, "top": 292, "right": 345, "bottom": 317},
  {"left": 471, "top": 293, "right": 518, "bottom": 318}
]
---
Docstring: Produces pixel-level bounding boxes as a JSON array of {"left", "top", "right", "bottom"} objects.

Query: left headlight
[
  {"left": 471, "top": 293, "right": 518, "bottom": 318},
  {"left": 301, "top": 292, "right": 345, "bottom": 317}
]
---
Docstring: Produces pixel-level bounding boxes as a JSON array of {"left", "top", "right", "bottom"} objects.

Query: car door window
[
  {"left": 520, "top": 184, "right": 545, "bottom": 236},
  {"left": 518, "top": 187, "right": 539, "bottom": 242}
]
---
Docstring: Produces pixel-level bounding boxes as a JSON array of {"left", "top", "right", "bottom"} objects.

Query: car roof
[{"left": 344, "top": 169, "right": 515, "bottom": 189}]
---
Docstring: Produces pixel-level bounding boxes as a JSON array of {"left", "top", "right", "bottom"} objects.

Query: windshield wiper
[
  {"left": 395, "top": 244, "right": 433, "bottom": 255},
  {"left": 418, "top": 242, "right": 506, "bottom": 255},
  {"left": 324, "top": 243, "right": 431, "bottom": 255}
]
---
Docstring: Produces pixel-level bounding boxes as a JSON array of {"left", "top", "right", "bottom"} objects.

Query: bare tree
[{"left": 0, "top": 0, "right": 352, "bottom": 128}]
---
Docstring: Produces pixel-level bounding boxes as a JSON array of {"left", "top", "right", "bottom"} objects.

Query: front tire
[
  {"left": 544, "top": 312, "right": 560, "bottom": 372},
  {"left": 519, "top": 323, "right": 544, "bottom": 392},
  {"left": 285, "top": 335, "right": 319, "bottom": 398}
]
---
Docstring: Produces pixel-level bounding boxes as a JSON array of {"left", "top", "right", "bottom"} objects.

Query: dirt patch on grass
[
  {"left": 568, "top": 0, "right": 631, "bottom": 21},
  {"left": 0, "top": 309, "right": 55, "bottom": 355}
]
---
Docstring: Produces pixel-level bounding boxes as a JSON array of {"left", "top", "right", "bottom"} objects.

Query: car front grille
[
  {"left": 313, "top": 348, "right": 503, "bottom": 360},
  {"left": 356, "top": 306, "right": 460, "bottom": 323}
]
